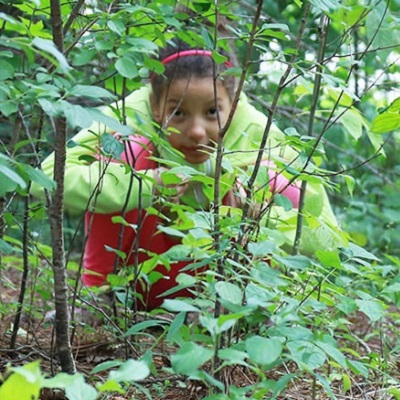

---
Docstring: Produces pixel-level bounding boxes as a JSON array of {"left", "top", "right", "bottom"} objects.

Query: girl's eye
[
  {"left": 208, "top": 108, "right": 218, "bottom": 116},
  {"left": 171, "top": 109, "right": 184, "bottom": 118}
]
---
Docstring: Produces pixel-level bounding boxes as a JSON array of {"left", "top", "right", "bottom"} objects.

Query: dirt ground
[{"left": 1, "top": 267, "right": 399, "bottom": 400}]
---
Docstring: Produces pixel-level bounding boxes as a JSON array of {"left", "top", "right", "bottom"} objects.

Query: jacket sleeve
[
  {"left": 30, "top": 123, "right": 155, "bottom": 215},
  {"left": 30, "top": 87, "right": 158, "bottom": 215},
  {"left": 225, "top": 94, "right": 346, "bottom": 253},
  {"left": 265, "top": 180, "right": 346, "bottom": 254}
]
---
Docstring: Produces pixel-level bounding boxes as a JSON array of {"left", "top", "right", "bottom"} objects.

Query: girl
[{"left": 33, "top": 38, "right": 342, "bottom": 311}]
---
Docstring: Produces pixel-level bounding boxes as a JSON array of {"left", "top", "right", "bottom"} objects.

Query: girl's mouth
[{"left": 182, "top": 146, "right": 204, "bottom": 154}]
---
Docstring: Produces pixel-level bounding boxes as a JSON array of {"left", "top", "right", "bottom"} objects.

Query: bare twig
[{"left": 293, "top": 14, "right": 330, "bottom": 254}]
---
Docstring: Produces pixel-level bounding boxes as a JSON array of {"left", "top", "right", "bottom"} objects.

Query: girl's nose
[{"left": 186, "top": 118, "right": 207, "bottom": 141}]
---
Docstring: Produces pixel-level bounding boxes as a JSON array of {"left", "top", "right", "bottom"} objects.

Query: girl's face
[{"left": 151, "top": 77, "right": 232, "bottom": 164}]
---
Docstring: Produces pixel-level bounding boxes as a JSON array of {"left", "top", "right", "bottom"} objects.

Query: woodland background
[{"left": 0, "top": 0, "right": 399, "bottom": 399}]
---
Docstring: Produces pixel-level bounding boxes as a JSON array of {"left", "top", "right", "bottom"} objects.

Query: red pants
[{"left": 83, "top": 210, "right": 194, "bottom": 310}]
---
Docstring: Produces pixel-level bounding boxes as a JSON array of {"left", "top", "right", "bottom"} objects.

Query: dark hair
[{"left": 151, "top": 9, "right": 238, "bottom": 101}]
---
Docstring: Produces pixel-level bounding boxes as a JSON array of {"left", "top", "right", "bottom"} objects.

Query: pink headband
[
  {"left": 161, "top": 49, "right": 232, "bottom": 68},
  {"left": 151, "top": 49, "right": 232, "bottom": 80}
]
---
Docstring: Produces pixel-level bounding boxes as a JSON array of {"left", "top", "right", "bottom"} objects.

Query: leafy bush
[{"left": 0, "top": 0, "right": 399, "bottom": 399}]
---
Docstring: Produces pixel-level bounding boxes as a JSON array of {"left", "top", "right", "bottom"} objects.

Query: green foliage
[
  {"left": 0, "top": 361, "right": 41, "bottom": 400},
  {"left": 0, "top": 0, "right": 399, "bottom": 399},
  {"left": 0, "top": 359, "right": 150, "bottom": 400}
]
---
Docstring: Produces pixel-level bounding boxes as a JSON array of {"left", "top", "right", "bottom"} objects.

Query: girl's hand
[
  {"left": 153, "top": 167, "right": 189, "bottom": 219},
  {"left": 223, "top": 178, "right": 262, "bottom": 219},
  {"left": 223, "top": 178, "right": 247, "bottom": 209},
  {"left": 154, "top": 167, "right": 189, "bottom": 203}
]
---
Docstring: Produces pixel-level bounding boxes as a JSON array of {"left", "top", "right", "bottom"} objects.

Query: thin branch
[
  {"left": 213, "top": 0, "right": 265, "bottom": 311},
  {"left": 233, "top": 1, "right": 311, "bottom": 253},
  {"left": 9, "top": 194, "right": 30, "bottom": 350},
  {"left": 63, "top": 0, "right": 86, "bottom": 35},
  {"left": 293, "top": 14, "right": 329, "bottom": 255}
]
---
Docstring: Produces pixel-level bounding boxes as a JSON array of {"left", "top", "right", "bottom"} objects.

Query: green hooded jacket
[{"left": 31, "top": 85, "right": 345, "bottom": 254}]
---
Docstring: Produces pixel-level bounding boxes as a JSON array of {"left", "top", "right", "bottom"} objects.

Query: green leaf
[
  {"left": 355, "top": 299, "right": 385, "bottom": 322},
  {"left": 247, "top": 240, "right": 276, "bottom": 257},
  {"left": 287, "top": 340, "right": 326, "bottom": 371},
  {"left": 273, "top": 254, "right": 312, "bottom": 270},
  {"left": 107, "top": 19, "right": 125, "bottom": 36},
  {"left": 162, "top": 299, "right": 200, "bottom": 312},
  {"left": 385, "top": 97, "right": 400, "bottom": 112},
  {"left": 339, "top": 107, "right": 363, "bottom": 140},
  {"left": 316, "top": 340, "right": 347, "bottom": 368},
  {"left": 343, "top": 174, "right": 355, "bottom": 197},
  {"left": 218, "top": 348, "right": 248, "bottom": 365},
  {"left": 176, "top": 273, "right": 197, "bottom": 286},
  {"left": 171, "top": 342, "right": 213, "bottom": 375},
  {"left": 274, "top": 193, "right": 293, "bottom": 211},
  {"left": 309, "top": 0, "right": 341, "bottom": 12},
  {"left": 111, "top": 215, "right": 136, "bottom": 228},
  {"left": 69, "top": 85, "right": 116, "bottom": 101},
  {"left": 215, "top": 281, "right": 242, "bottom": 305},
  {"left": 32, "top": 37, "right": 70, "bottom": 72},
  {"left": 38, "top": 98, "right": 62, "bottom": 117},
  {"left": 88, "top": 108, "right": 132, "bottom": 136},
  {"left": 0, "top": 361, "right": 41, "bottom": 400},
  {"left": 200, "top": 314, "right": 237, "bottom": 335},
  {"left": 97, "top": 379, "right": 125, "bottom": 394},
  {"left": 388, "top": 387, "right": 400, "bottom": 399},
  {"left": 115, "top": 55, "right": 139, "bottom": 79},
  {"left": 212, "top": 50, "right": 229, "bottom": 65},
  {"left": 268, "top": 374, "right": 296, "bottom": 398},
  {"left": 250, "top": 262, "right": 289, "bottom": 287},
  {"left": 315, "top": 250, "right": 342, "bottom": 268},
  {"left": 0, "top": 12, "right": 23, "bottom": 26},
  {"left": 0, "top": 101, "right": 18, "bottom": 117},
  {"left": 24, "top": 164, "right": 56, "bottom": 191},
  {"left": 0, "top": 164, "right": 27, "bottom": 191},
  {"left": 314, "top": 373, "right": 336, "bottom": 400},
  {"left": 108, "top": 359, "right": 150, "bottom": 382},
  {"left": 0, "top": 238, "right": 14, "bottom": 254},
  {"left": 245, "top": 282, "right": 274, "bottom": 307},
  {"left": 61, "top": 101, "right": 94, "bottom": 129},
  {"left": 101, "top": 133, "right": 125, "bottom": 158},
  {"left": 245, "top": 336, "right": 282, "bottom": 367},
  {"left": 0, "top": 60, "right": 14, "bottom": 80},
  {"left": 366, "top": 4, "right": 400, "bottom": 60},
  {"left": 72, "top": 49, "right": 97, "bottom": 66},
  {"left": 342, "top": 373, "right": 351, "bottom": 393},
  {"left": 371, "top": 112, "right": 400, "bottom": 134},
  {"left": 218, "top": 347, "right": 249, "bottom": 365},
  {"left": 90, "top": 360, "right": 122, "bottom": 374},
  {"left": 163, "top": 243, "right": 190, "bottom": 260},
  {"left": 344, "top": 243, "right": 381, "bottom": 262},
  {"left": 126, "top": 37, "right": 159, "bottom": 53},
  {"left": 144, "top": 57, "right": 164, "bottom": 74},
  {"left": 261, "top": 23, "right": 289, "bottom": 31},
  {"left": 270, "top": 326, "right": 314, "bottom": 341},
  {"left": 64, "top": 375, "right": 97, "bottom": 400},
  {"left": 382, "top": 283, "right": 400, "bottom": 294},
  {"left": 124, "top": 319, "right": 167, "bottom": 336},
  {"left": 104, "top": 245, "right": 126, "bottom": 260},
  {"left": 167, "top": 311, "right": 186, "bottom": 343},
  {"left": 347, "top": 359, "right": 369, "bottom": 378}
]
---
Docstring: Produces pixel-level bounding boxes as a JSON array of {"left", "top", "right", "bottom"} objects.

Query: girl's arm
[{"left": 31, "top": 127, "right": 156, "bottom": 215}]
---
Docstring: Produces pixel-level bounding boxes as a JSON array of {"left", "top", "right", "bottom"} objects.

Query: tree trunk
[
  {"left": 49, "top": 115, "right": 76, "bottom": 374},
  {"left": 49, "top": 0, "right": 76, "bottom": 374}
]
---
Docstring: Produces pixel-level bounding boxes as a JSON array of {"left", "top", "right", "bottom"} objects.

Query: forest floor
[{"left": 1, "top": 266, "right": 400, "bottom": 400}]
